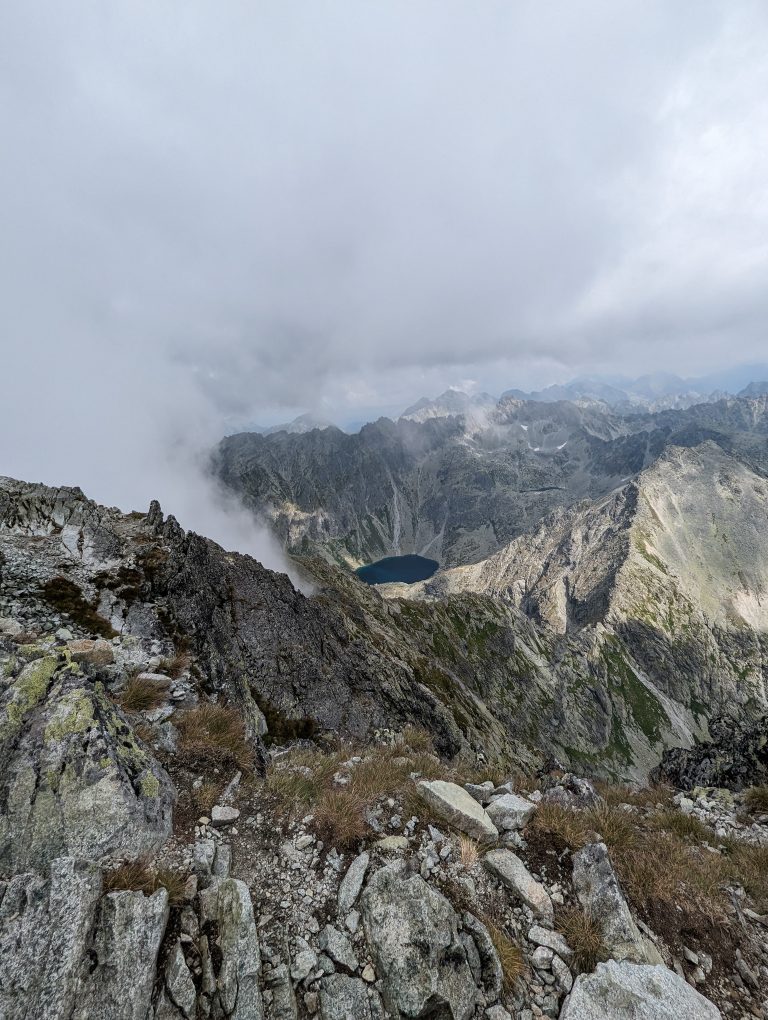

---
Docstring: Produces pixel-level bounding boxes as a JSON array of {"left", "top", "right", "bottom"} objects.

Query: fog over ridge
[{"left": 1, "top": 1, "right": 767, "bottom": 566}]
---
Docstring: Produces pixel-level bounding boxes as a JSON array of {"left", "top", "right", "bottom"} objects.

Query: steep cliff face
[
  {"left": 215, "top": 395, "right": 768, "bottom": 571},
  {"left": 416, "top": 443, "right": 768, "bottom": 771},
  {"left": 0, "top": 471, "right": 710, "bottom": 797},
  {"left": 0, "top": 472, "right": 716, "bottom": 789}
]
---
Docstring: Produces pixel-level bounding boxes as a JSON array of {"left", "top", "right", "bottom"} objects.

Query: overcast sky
[{"left": 2, "top": 2, "right": 768, "bottom": 535}]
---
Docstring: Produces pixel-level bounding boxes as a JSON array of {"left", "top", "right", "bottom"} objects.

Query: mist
[{"left": 2, "top": 2, "right": 768, "bottom": 570}]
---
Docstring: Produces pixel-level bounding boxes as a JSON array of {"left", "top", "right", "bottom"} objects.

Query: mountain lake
[{"left": 356, "top": 554, "right": 439, "bottom": 585}]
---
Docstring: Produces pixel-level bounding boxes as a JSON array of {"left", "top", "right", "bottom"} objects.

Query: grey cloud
[{"left": 1, "top": 1, "right": 767, "bottom": 534}]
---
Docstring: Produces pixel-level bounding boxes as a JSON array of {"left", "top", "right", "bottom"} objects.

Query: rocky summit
[{"left": 1, "top": 455, "right": 768, "bottom": 1018}]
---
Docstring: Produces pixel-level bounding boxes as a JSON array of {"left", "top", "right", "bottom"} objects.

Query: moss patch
[
  {"left": 44, "top": 686, "right": 96, "bottom": 743},
  {"left": 3, "top": 654, "right": 60, "bottom": 733},
  {"left": 39, "top": 576, "right": 116, "bottom": 638}
]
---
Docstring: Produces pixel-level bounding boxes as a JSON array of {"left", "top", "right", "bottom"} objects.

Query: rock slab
[
  {"left": 416, "top": 780, "right": 499, "bottom": 841},
  {"left": 361, "top": 860, "right": 476, "bottom": 1020},
  {"left": 483, "top": 849, "right": 553, "bottom": 925},
  {"left": 572, "top": 843, "right": 662, "bottom": 965},
  {"left": 561, "top": 961, "right": 722, "bottom": 1019}
]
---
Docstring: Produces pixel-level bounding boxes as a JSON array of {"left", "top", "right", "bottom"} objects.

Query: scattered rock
[
  {"left": 528, "top": 925, "right": 573, "bottom": 963},
  {"left": 319, "top": 974, "right": 377, "bottom": 1020},
  {"left": 464, "top": 781, "right": 495, "bottom": 804},
  {"left": 374, "top": 835, "right": 409, "bottom": 851},
  {"left": 485, "top": 792, "right": 536, "bottom": 831},
  {"left": 66, "top": 639, "right": 114, "bottom": 667},
  {"left": 483, "top": 849, "right": 553, "bottom": 925},
  {"left": 318, "top": 925, "right": 358, "bottom": 974},
  {"left": 560, "top": 961, "right": 722, "bottom": 1019},
  {"left": 211, "top": 805, "right": 240, "bottom": 827},
  {"left": 416, "top": 780, "right": 499, "bottom": 841},
  {"left": 571, "top": 843, "right": 662, "bottom": 965},
  {"left": 337, "top": 851, "right": 369, "bottom": 916}
]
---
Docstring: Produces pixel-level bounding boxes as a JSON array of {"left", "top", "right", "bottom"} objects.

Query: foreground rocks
[
  {"left": 572, "top": 843, "right": 662, "bottom": 965},
  {"left": 0, "top": 653, "right": 173, "bottom": 873},
  {"left": 416, "top": 780, "right": 499, "bottom": 841},
  {"left": 561, "top": 961, "right": 723, "bottom": 1019},
  {"left": 362, "top": 859, "right": 477, "bottom": 1020}
]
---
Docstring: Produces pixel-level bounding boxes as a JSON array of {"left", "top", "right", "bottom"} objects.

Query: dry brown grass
[
  {"left": 594, "top": 780, "right": 674, "bottom": 810},
  {"left": 744, "top": 785, "right": 768, "bottom": 814},
  {"left": 119, "top": 674, "right": 170, "bottom": 712},
  {"left": 193, "top": 780, "right": 220, "bottom": 815},
  {"left": 400, "top": 725, "right": 435, "bottom": 753},
  {"left": 264, "top": 748, "right": 347, "bottom": 807},
  {"left": 531, "top": 798, "right": 730, "bottom": 920},
  {"left": 103, "top": 860, "right": 188, "bottom": 905},
  {"left": 176, "top": 703, "right": 254, "bottom": 773},
  {"left": 723, "top": 841, "right": 768, "bottom": 909},
  {"left": 314, "top": 788, "right": 368, "bottom": 851},
  {"left": 654, "top": 809, "right": 713, "bottom": 843},
  {"left": 557, "top": 906, "right": 605, "bottom": 973},
  {"left": 459, "top": 835, "right": 479, "bottom": 870},
  {"left": 264, "top": 741, "right": 455, "bottom": 846},
  {"left": 482, "top": 916, "right": 525, "bottom": 991},
  {"left": 158, "top": 651, "right": 192, "bottom": 679}
]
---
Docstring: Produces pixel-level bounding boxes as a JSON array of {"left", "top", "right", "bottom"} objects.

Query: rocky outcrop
[
  {"left": 361, "top": 860, "right": 478, "bottom": 1020},
  {"left": 561, "top": 961, "right": 722, "bottom": 1019},
  {"left": 571, "top": 843, "right": 662, "bottom": 965},
  {"left": 199, "top": 877, "right": 264, "bottom": 1019},
  {"left": 655, "top": 712, "right": 768, "bottom": 791},
  {"left": 416, "top": 780, "right": 499, "bottom": 841},
  {"left": 0, "top": 651, "right": 172, "bottom": 873},
  {"left": 72, "top": 887, "right": 170, "bottom": 1020},
  {"left": 0, "top": 858, "right": 104, "bottom": 1020}
]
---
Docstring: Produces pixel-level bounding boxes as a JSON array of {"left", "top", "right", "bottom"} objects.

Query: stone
[
  {"left": 0, "top": 616, "right": 23, "bottom": 637},
  {"left": 73, "top": 887, "right": 169, "bottom": 1020},
  {"left": 193, "top": 839, "right": 216, "bottom": 887},
  {"left": 540, "top": 775, "right": 600, "bottom": 810},
  {"left": 485, "top": 793, "right": 536, "bottom": 831},
  {"left": 291, "top": 949, "right": 318, "bottom": 983},
  {"left": 0, "top": 667, "right": 173, "bottom": 874},
  {"left": 463, "top": 912, "right": 503, "bottom": 1002},
  {"left": 416, "top": 780, "right": 499, "bottom": 841},
  {"left": 55, "top": 627, "right": 73, "bottom": 641},
  {"left": 531, "top": 946, "right": 554, "bottom": 969},
  {"left": 211, "top": 805, "right": 240, "bottom": 826},
  {"left": 528, "top": 925, "right": 573, "bottom": 963},
  {"left": 483, "top": 849, "right": 553, "bottom": 925},
  {"left": 212, "top": 844, "right": 232, "bottom": 878},
  {"left": 160, "top": 939, "right": 197, "bottom": 1019},
  {"left": 319, "top": 974, "right": 376, "bottom": 1020},
  {"left": 571, "top": 843, "right": 662, "bottom": 965},
  {"left": 263, "top": 960, "right": 297, "bottom": 1020},
  {"left": 337, "top": 851, "right": 369, "bottom": 915},
  {"left": 67, "top": 639, "right": 114, "bottom": 666},
  {"left": 318, "top": 926, "right": 358, "bottom": 974},
  {"left": 485, "top": 1007, "right": 512, "bottom": 1020},
  {"left": 374, "top": 835, "right": 409, "bottom": 851},
  {"left": 560, "top": 961, "right": 722, "bottom": 1019},
  {"left": 0, "top": 858, "right": 103, "bottom": 1020},
  {"left": 551, "top": 953, "right": 573, "bottom": 994},
  {"left": 361, "top": 860, "right": 476, "bottom": 1020},
  {"left": 200, "top": 878, "right": 264, "bottom": 1018},
  {"left": 464, "top": 781, "right": 495, "bottom": 804}
]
